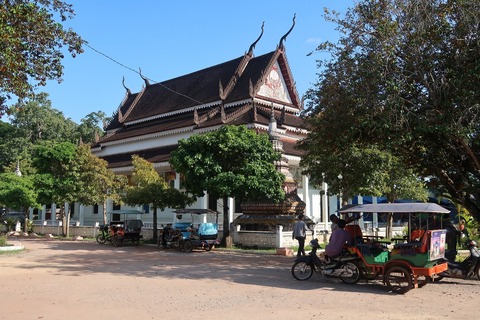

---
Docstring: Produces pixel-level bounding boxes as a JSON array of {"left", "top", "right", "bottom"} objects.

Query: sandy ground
[{"left": 0, "top": 237, "right": 478, "bottom": 320}]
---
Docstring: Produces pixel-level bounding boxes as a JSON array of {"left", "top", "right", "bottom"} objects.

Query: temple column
[
  {"left": 41, "top": 205, "right": 46, "bottom": 224},
  {"left": 355, "top": 195, "right": 364, "bottom": 229},
  {"left": 79, "top": 204, "right": 85, "bottom": 226},
  {"left": 174, "top": 172, "right": 180, "bottom": 189},
  {"left": 50, "top": 203, "right": 56, "bottom": 224},
  {"left": 372, "top": 196, "right": 378, "bottom": 229},
  {"left": 303, "top": 175, "right": 310, "bottom": 218},
  {"left": 228, "top": 197, "right": 234, "bottom": 226}
]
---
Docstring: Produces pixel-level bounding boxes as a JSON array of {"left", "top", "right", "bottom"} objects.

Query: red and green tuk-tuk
[{"left": 338, "top": 203, "right": 449, "bottom": 294}]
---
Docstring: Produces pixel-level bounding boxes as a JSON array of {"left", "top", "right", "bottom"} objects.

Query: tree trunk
[
  {"left": 221, "top": 196, "right": 232, "bottom": 248},
  {"left": 153, "top": 207, "right": 158, "bottom": 241},
  {"left": 386, "top": 212, "right": 393, "bottom": 239},
  {"left": 60, "top": 204, "right": 67, "bottom": 236},
  {"left": 66, "top": 205, "right": 71, "bottom": 238}
]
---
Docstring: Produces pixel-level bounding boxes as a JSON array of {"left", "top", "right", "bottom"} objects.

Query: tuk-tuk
[
  {"left": 338, "top": 203, "right": 449, "bottom": 294},
  {"left": 158, "top": 209, "right": 220, "bottom": 253},
  {"left": 107, "top": 210, "right": 144, "bottom": 247}
]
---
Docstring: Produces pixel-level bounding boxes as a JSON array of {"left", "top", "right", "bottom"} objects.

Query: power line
[{"left": 83, "top": 42, "right": 206, "bottom": 106}]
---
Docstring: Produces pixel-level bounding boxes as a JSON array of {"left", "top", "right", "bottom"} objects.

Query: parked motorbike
[
  {"left": 291, "top": 238, "right": 361, "bottom": 284},
  {"left": 434, "top": 239, "right": 480, "bottom": 281},
  {"left": 157, "top": 225, "right": 182, "bottom": 250},
  {"left": 96, "top": 224, "right": 111, "bottom": 244}
]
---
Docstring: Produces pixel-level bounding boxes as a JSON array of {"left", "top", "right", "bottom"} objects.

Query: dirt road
[{"left": 0, "top": 238, "right": 478, "bottom": 320}]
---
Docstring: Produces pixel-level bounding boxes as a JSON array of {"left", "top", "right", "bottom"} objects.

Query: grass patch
[{"left": 0, "top": 249, "right": 24, "bottom": 255}]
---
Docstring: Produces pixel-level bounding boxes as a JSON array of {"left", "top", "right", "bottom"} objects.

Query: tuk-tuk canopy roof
[
  {"left": 108, "top": 209, "right": 145, "bottom": 215},
  {"left": 173, "top": 209, "right": 219, "bottom": 215},
  {"left": 338, "top": 203, "right": 450, "bottom": 214}
]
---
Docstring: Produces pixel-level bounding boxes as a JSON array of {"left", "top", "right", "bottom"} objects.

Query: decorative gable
[{"left": 257, "top": 61, "right": 292, "bottom": 104}]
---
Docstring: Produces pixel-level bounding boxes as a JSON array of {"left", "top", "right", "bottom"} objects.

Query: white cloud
[{"left": 306, "top": 37, "right": 322, "bottom": 44}]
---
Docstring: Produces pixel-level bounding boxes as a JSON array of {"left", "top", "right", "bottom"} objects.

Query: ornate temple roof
[{"left": 94, "top": 20, "right": 306, "bottom": 170}]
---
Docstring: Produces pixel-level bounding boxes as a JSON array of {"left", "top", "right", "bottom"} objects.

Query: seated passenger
[{"left": 320, "top": 220, "right": 351, "bottom": 260}]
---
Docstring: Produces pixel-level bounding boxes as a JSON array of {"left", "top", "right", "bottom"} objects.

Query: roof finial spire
[
  {"left": 278, "top": 14, "right": 296, "bottom": 49},
  {"left": 248, "top": 21, "right": 265, "bottom": 56},
  {"left": 122, "top": 76, "right": 131, "bottom": 95},
  {"left": 138, "top": 68, "right": 150, "bottom": 86}
]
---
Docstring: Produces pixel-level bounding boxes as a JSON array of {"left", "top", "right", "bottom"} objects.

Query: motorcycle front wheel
[
  {"left": 339, "top": 262, "right": 361, "bottom": 284},
  {"left": 291, "top": 261, "right": 314, "bottom": 280},
  {"left": 96, "top": 234, "right": 106, "bottom": 244}
]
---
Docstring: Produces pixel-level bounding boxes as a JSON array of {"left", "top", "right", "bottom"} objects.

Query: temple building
[{"left": 81, "top": 19, "right": 335, "bottom": 231}]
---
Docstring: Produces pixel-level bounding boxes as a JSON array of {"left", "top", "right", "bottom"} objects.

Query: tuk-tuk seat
[
  {"left": 125, "top": 219, "right": 143, "bottom": 232},
  {"left": 345, "top": 224, "right": 363, "bottom": 244},
  {"left": 411, "top": 229, "right": 429, "bottom": 253},
  {"left": 393, "top": 229, "right": 429, "bottom": 255}
]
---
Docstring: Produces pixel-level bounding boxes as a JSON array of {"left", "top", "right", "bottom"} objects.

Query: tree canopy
[
  {"left": 0, "top": 171, "right": 39, "bottom": 212},
  {"left": 300, "top": 0, "right": 479, "bottom": 220},
  {"left": 0, "top": 0, "right": 83, "bottom": 116},
  {"left": 32, "top": 141, "right": 78, "bottom": 235},
  {"left": 75, "top": 144, "right": 126, "bottom": 224},
  {"left": 170, "top": 125, "right": 285, "bottom": 246},
  {"left": 123, "top": 155, "right": 194, "bottom": 240}
]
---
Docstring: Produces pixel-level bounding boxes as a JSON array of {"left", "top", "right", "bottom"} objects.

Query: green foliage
[
  {"left": 124, "top": 155, "right": 193, "bottom": 210},
  {"left": 3, "top": 217, "right": 17, "bottom": 231},
  {"left": 170, "top": 125, "right": 285, "bottom": 247},
  {"left": 123, "top": 155, "right": 194, "bottom": 240},
  {"left": 0, "top": 235, "right": 7, "bottom": 246},
  {"left": 0, "top": 93, "right": 78, "bottom": 174},
  {"left": 130, "top": 155, "right": 166, "bottom": 187},
  {"left": 26, "top": 218, "right": 33, "bottom": 233},
  {"left": 170, "top": 125, "right": 285, "bottom": 203},
  {"left": 0, "top": 172, "right": 39, "bottom": 210},
  {"left": 455, "top": 205, "right": 479, "bottom": 241},
  {"left": 32, "top": 141, "right": 78, "bottom": 235},
  {"left": 76, "top": 111, "right": 108, "bottom": 144},
  {"left": 303, "top": 0, "right": 479, "bottom": 219},
  {"left": 0, "top": 0, "right": 84, "bottom": 116},
  {"left": 74, "top": 144, "right": 125, "bottom": 206},
  {"left": 10, "top": 93, "right": 78, "bottom": 144}
]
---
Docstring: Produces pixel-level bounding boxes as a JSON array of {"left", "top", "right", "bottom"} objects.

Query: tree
[
  {"left": 0, "top": 0, "right": 84, "bottom": 116},
  {"left": 76, "top": 111, "right": 108, "bottom": 144},
  {"left": 302, "top": 0, "right": 480, "bottom": 220},
  {"left": 0, "top": 172, "right": 39, "bottom": 219},
  {"left": 170, "top": 125, "right": 285, "bottom": 247},
  {"left": 0, "top": 93, "right": 78, "bottom": 173},
  {"left": 32, "top": 141, "right": 78, "bottom": 236},
  {"left": 10, "top": 93, "right": 78, "bottom": 144},
  {"left": 74, "top": 144, "right": 127, "bottom": 224},
  {"left": 122, "top": 155, "right": 194, "bottom": 241}
]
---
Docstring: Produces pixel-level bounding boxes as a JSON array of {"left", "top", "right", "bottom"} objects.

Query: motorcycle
[
  {"left": 157, "top": 225, "right": 183, "bottom": 250},
  {"left": 96, "top": 224, "right": 112, "bottom": 244},
  {"left": 291, "top": 238, "right": 361, "bottom": 284},
  {"left": 434, "top": 239, "right": 480, "bottom": 281}
]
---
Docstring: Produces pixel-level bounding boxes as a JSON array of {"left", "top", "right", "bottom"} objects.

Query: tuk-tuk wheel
[
  {"left": 112, "top": 235, "right": 122, "bottom": 247},
  {"left": 385, "top": 266, "right": 412, "bottom": 294},
  {"left": 183, "top": 240, "right": 193, "bottom": 253}
]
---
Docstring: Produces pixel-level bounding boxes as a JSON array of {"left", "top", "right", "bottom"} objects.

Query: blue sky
[{"left": 37, "top": 0, "right": 353, "bottom": 124}]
